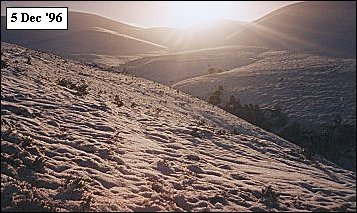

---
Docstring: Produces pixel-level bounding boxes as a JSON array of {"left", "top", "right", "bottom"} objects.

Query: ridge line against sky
[{"left": 1, "top": 1, "right": 297, "bottom": 28}]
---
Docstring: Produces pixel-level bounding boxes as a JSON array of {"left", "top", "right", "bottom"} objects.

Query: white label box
[{"left": 6, "top": 7, "right": 68, "bottom": 30}]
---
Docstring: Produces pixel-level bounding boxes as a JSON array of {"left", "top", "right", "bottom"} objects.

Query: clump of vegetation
[
  {"left": 58, "top": 78, "right": 76, "bottom": 89},
  {"left": 1, "top": 59, "right": 9, "bottom": 69},
  {"left": 1, "top": 124, "right": 47, "bottom": 174},
  {"left": 209, "top": 194, "right": 228, "bottom": 205},
  {"left": 294, "top": 116, "right": 356, "bottom": 164},
  {"left": 195, "top": 119, "right": 206, "bottom": 127},
  {"left": 25, "top": 57, "right": 32, "bottom": 65},
  {"left": 113, "top": 95, "right": 124, "bottom": 107},
  {"left": 80, "top": 195, "right": 94, "bottom": 212},
  {"left": 31, "top": 156, "right": 47, "bottom": 172},
  {"left": 181, "top": 177, "right": 197, "bottom": 188},
  {"left": 215, "top": 129, "right": 228, "bottom": 135},
  {"left": 231, "top": 128, "right": 240, "bottom": 135},
  {"left": 21, "top": 136, "right": 34, "bottom": 148},
  {"left": 4, "top": 171, "right": 94, "bottom": 212},
  {"left": 131, "top": 102, "right": 138, "bottom": 108},
  {"left": 151, "top": 179, "right": 164, "bottom": 193},
  {"left": 57, "top": 78, "right": 89, "bottom": 96},
  {"left": 63, "top": 175, "right": 86, "bottom": 194},
  {"left": 208, "top": 90, "right": 356, "bottom": 170},
  {"left": 55, "top": 174, "right": 91, "bottom": 207},
  {"left": 190, "top": 127, "right": 203, "bottom": 138},
  {"left": 2, "top": 182, "right": 58, "bottom": 212},
  {"left": 146, "top": 175, "right": 170, "bottom": 195},
  {"left": 260, "top": 185, "right": 279, "bottom": 208},
  {"left": 75, "top": 82, "right": 89, "bottom": 96},
  {"left": 207, "top": 67, "right": 224, "bottom": 74},
  {"left": 223, "top": 95, "right": 287, "bottom": 130},
  {"left": 208, "top": 86, "right": 224, "bottom": 105},
  {"left": 154, "top": 107, "right": 162, "bottom": 117},
  {"left": 7, "top": 197, "right": 57, "bottom": 212}
]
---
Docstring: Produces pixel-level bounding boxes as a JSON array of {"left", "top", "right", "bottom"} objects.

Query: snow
[
  {"left": 92, "top": 27, "right": 167, "bottom": 49},
  {"left": 1, "top": 42, "right": 356, "bottom": 211},
  {"left": 125, "top": 45, "right": 267, "bottom": 85},
  {"left": 173, "top": 50, "right": 356, "bottom": 127}
]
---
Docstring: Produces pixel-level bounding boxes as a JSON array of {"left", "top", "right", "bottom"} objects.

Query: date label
[{"left": 6, "top": 7, "right": 68, "bottom": 30}]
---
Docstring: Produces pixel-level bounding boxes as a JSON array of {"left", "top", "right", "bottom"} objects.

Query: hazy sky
[{"left": 1, "top": 1, "right": 296, "bottom": 27}]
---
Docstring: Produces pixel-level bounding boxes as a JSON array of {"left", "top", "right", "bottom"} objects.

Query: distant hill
[
  {"left": 158, "top": 20, "right": 247, "bottom": 51},
  {"left": 225, "top": 1, "right": 356, "bottom": 58},
  {"left": 124, "top": 46, "right": 268, "bottom": 85},
  {"left": 1, "top": 12, "right": 247, "bottom": 58},
  {"left": 174, "top": 50, "right": 356, "bottom": 127},
  {"left": 23, "top": 28, "right": 166, "bottom": 55},
  {"left": 1, "top": 12, "right": 167, "bottom": 56},
  {"left": 2, "top": 2, "right": 355, "bottom": 59}
]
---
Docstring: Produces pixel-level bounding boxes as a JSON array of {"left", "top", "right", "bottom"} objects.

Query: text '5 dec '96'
[{"left": 6, "top": 7, "right": 68, "bottom": 30}]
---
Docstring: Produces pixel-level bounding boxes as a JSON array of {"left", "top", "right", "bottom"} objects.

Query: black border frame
[{"left": 6, "top": 7, "right": 69, "bottom": 30}]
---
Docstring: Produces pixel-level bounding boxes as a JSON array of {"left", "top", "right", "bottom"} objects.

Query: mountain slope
[
  {"left": 121, "top": 1, "right": 356, "bottom": 85},
  {"left": 174, "top": 51, "right": 356, "bottom": 123},
  {"left": 1, "top": 12, "right": 247, "bottom": 60},
  {"left": 174, "top": 50, "right": 356, "bottom": 126},
  {"left": 156, "top": 20, "right": 247, "bottom": 51},
  {"left": 1, "top": 43, "right": 356, "bottom": 211},
  {"left": 1, "top": 12, "right": 167, "bottom": 57},
  {"left": 125, "top": 45, "right": 268, "bottom": 85},
  {"left": 226, "top": 1, "right": 356, "bottom": 58},
  {"left": 26, "top": 28, "right": 166, "bottom": 56},
  {"left": 173, "top": 50, "right": 356, "bottom": 170}
]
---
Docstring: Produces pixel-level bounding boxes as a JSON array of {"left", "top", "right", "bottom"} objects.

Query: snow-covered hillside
[
  {"left": 1, "top": 43, "right": 356, "bottom": 211},
  {"left": 125, "top": 46, "right": 268, "bottom": 85},
  {"left": 174, "top": 50, "right": 356, "bottom": 127}
]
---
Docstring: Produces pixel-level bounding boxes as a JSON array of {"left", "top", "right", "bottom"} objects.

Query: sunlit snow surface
[{"left": 1, "top": 43, "right": 355, "bottom": 212}]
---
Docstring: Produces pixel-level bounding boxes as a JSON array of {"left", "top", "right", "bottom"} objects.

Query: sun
[{"left": 167, "top": 1, "right": 236, "bottom": 27}]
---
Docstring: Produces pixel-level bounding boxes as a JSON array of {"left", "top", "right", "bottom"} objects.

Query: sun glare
[{"left": 167, "top": 1, "right": 236, "bottom": 27}]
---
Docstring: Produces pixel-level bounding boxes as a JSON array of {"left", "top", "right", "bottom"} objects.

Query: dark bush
[
  {"left": 75, "top": 82, "right": 89, "bottom": 96},
  {"left": 113, "top": 95, "right": 124, "bottom": 107},
  {"left": 1, "top": 59, "right": 9, "bottom": 69},
  {"left": 57, "top": 78, "right": 89, "bottom": 96},
  {"left": 208, "top": 86, "right": 224, "bottom": 105},
  {"left": 207, "top": 67, "right": 225, "bottom": 74},
  {"left": 5, "top": 198, "right": 57, "bottom": 212},
  {"left": 57, "top": 78, "right": 76, "bottom": 90},
  {"left": 260, "top": 185, "right": 279, "bottom": 208}
]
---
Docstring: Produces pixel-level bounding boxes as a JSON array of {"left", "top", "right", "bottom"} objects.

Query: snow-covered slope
[
  {"left": 1, "top": 43, "right": 356, "bottom": 211},
  {"left": 174, "top": 50, "right": 356, "bottom": 127},
  {"left": 26, "top": 28, "right": 166, "bottom": 56},
  {"left": 125, "top": 46, "right": 268, "bottom": 85}
]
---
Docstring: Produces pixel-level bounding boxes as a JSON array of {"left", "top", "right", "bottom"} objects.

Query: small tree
[
  {"left": 207, "top": 68, "right": 216, "bottom": 74},
  {"left": 208, "top": 90, "right": 222, "bottom": 105}
]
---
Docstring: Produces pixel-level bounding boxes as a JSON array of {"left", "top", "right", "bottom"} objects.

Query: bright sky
[{"left": 1, "top": 1, "right": 296, "bottom": 28}]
